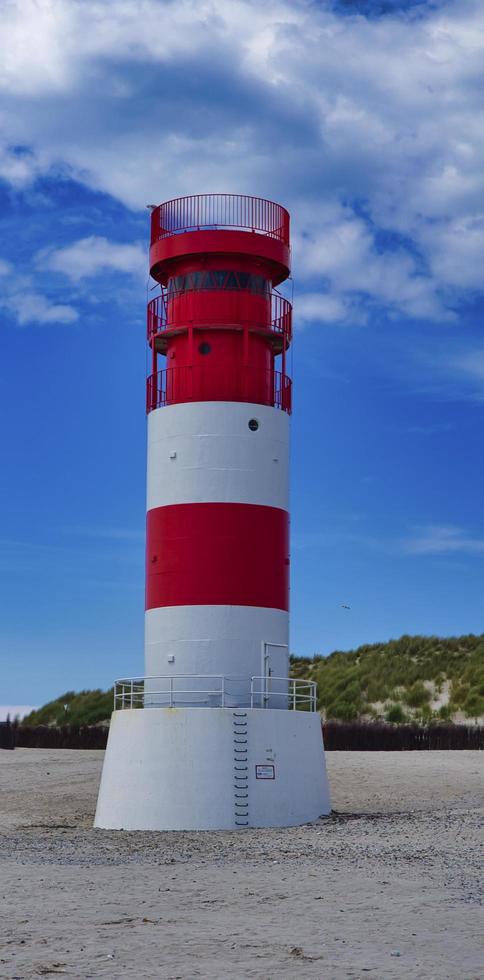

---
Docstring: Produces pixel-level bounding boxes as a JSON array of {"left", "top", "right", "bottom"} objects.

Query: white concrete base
[{"left": 94, "top": 707, "right": 331, "bottom": 830}]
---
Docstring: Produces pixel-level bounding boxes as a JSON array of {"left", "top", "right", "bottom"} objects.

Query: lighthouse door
[{"left": 261, "top": 642, "right": 289, "bottom": 708}]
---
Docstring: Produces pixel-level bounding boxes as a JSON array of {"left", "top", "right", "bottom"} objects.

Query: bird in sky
[{"left": 341, "top": 603, "right": 351, "bottom": 610}]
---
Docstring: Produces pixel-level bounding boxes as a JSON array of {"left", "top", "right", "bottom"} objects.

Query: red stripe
[{"left": 146, "top": 502, "right": 289, "bottom": 611}]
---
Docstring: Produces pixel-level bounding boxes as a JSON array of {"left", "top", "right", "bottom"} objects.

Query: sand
[{"left": 0, "top": 750, "right": 482, "bottom": 980}]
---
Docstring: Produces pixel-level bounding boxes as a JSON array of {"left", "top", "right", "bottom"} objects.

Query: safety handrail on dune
[
  {"left": 113, "top": 674, "right": 317, "bottom": 711},
  {"left": 150, "top": 194, "right": 290, "bottom": 246}
]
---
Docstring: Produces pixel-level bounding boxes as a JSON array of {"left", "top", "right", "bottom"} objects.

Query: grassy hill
[
  {"left": 21, "top": 633, "right": 484, "bottom": 727},
  {"left": 291, "top": 633, "right": 484, "bottom": 724},
  {"left": 23, "top": 689, "right": 113, "bottom": 727}
]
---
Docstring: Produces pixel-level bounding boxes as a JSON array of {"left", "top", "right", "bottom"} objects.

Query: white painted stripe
[
  {"left": 145, "top": 604, "right": 289, "bottom": 681},
  {"left": 147, "top": 401, "right": 289, "bottom": 511}
]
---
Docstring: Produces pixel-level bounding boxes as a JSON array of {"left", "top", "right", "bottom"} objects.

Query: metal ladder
[{"left": 233, "top": 712, "right": 249, "bottom": 827}]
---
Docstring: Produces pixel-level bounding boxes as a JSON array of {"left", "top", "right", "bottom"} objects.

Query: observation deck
[
  {"left": 146, "top": 366, "right": 291, "bottom": 413},
  {"left": 149, "top": 194, "right": 290, "bottom": 286},
  {"left": 146, "top": 193, "right": 292, "bottom": 415},
  {"left": 147, "top": 285, "right": 292, "bottom": 354}
]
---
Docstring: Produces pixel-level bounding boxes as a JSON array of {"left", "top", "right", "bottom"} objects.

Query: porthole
[
  {"left": 248, "top": 418, "right": 259, "bottom": 432},
  {"left": 199, "top": 342, "right": 211, "bottom": 355}
]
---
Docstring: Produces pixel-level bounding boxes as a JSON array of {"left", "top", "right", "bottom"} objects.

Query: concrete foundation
[{"left": 94, "top": 707, "right": 331, "bottom": 831}]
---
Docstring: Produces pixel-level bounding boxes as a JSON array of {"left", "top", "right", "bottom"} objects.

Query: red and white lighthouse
[{"left": 95, "top": 195, "right": 331, "bottom": 830}]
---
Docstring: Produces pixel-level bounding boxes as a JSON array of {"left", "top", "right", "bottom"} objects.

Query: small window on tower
[
  {"left": 190, "top": 271, "right": 203, "bottom": 289},
  {"left": 199, "top": 342, "right": 211, "bottom": 355},
  {"left": 225, "top": 271, "right": 239, "bottom": 289},
  {"left": 202, "top": 271, "right": 216, "bottom": 289},
  {"left": 249, "top": 274, "right": 267, "bottom": 295},
  {"left": 213, "top": 270, "right": 226, "bottom": 288},
  {"left": 248, "top": 418, "right": 259, "bottom": 431},
  {"left": 238, "top": 272, "right": 250, "bottom": 289}
]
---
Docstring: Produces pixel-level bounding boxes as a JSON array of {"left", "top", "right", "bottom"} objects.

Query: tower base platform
[{"left": 94, "top": 707, "right": 331, "bottom": 830}]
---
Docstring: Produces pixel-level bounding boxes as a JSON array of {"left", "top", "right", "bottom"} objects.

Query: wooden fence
[
  {"left": 2, "top": 719, "right": 482, "bottom": 751},
  {"left": 322, "top": 720, "right": 484, "bottom": 750}
]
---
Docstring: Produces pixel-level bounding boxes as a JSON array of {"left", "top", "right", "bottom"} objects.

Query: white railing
[
  {"left": 113, "top": 674, "right": 317, "bottom": 712},
  {"left": 251, "top": 675, "right": 317, "bottom": 711}
]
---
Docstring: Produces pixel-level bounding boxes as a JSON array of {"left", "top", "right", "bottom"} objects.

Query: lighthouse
[{"left": 95, "top": 194, "right": 331, "bottom": 830}]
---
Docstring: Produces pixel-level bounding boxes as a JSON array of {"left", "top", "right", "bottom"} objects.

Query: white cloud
[
  {"left": 0, "top": 259, "right": 78, "bottom": 325},
  {"left": 292, "top": 203, "right": 450, "bottom": 321},
  {"left": 448, "top": 348, "right": 484, "bottom": 383},
  {"left": 296, "top": 290, "right": 355, "bottom": 325},
  {"left": 403, "top": 524, "right": 484, "bottom": 555},
  {"left": 423, "top": 215, "right": 484, "bottom": 290},
  {"left": 0, "top": 0, "right": 484, "bottom": 322},
  {"left": 9, "top": 291, "right": 78, "bottom": 325},
  {"left": 38, "top": 236, "right": 146, "bottom": 281},
  {"left": 0, "top": 142, "right": 41, "bottom": 185}
]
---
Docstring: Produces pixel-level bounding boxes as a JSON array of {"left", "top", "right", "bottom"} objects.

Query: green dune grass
[{"left": 22, "top": 633, "right": 484, "bottom": 726}]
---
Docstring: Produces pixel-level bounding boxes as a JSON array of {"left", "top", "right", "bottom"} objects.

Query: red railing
[
  {"left": 150, "top": 194, "right": 290, "bottom": 246},
  {"left": 147, "top": 289, "right": 292, "bottom": 345},
  {"left": 146, "top": 367, "right": 292, "bottom": 414}
]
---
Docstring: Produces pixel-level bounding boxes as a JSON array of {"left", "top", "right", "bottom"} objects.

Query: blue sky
[{"left": 1, "top": 0, "right": 483, "bottom": 707}]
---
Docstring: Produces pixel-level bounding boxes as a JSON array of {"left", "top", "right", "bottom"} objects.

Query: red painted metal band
[
  {"left": 146, "top": 502, "right": 289, "bottom": 611},
  {"left": 150, "top": 230, "right": 290, "bottom": 286}
]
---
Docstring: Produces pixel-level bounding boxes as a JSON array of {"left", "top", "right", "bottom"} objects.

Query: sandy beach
[{"left": 0, "top": 749, "right": 482, "bottom": 979}]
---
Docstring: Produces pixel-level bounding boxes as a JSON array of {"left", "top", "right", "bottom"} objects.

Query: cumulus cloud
[
  {"left": 0, "top": 258, "right": 78, "bottom": 326},
  {"left": 296, "top": 290, "right": 356, "bottom": 325},
  {"left": 0, "top": 0, "right": 484, "bottom": 323},
  {"left": 8, "top": 291, "right": 78, "bottom": 325},
  {"left": 37, "top": 236, "right": 146, "bottom": 281},
  {"left": 292, "top": 203, "right": 450, "bottom": 321}
]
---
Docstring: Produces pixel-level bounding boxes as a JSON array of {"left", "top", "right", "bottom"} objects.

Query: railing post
[
  {"left": 169, "top": 677, "right": 173, "bottom": 708},
  {"left": 292, "top": 680, "right": 296, "bottom": 711},
  {"left": 150, "top": 338, "right": 157, "bottom": 411},
  {"left": 188, "top": 322, "right": 194, "bottom": 401},
  {"left": 130, "top": 679, "right": 134, "bottom": 710},
  {"left": 221, "top": 676, "right": 225, "bottom": 708},
  {"left": 242, "top": 321, "right": 249, "bottom": 400},
  {"left": 281, "top": 308, "right": 286, "bottom": 391}
]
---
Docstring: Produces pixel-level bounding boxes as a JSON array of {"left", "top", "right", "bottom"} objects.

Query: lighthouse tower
[{"left": 95, "top": 194, "right": 331, "bottom": 830}]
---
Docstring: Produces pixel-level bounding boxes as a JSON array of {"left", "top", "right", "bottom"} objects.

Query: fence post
[{"left": 169, "top": 677, "right": 173, "bottom": 708}]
